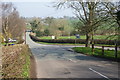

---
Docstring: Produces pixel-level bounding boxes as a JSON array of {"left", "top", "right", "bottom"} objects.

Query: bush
[{"left": 29, "top": 35, "right": 120, "bottom": 45}]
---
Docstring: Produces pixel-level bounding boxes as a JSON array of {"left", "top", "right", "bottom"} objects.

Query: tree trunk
[
  {"left": 85, "top": 34, "right": 91, "bottom": 47},
  {"left": 115, "top": 40, "right": 118, "bottom": 58},
  {"left": 91, "top": 31, "right": 95, "bottom": 52}
]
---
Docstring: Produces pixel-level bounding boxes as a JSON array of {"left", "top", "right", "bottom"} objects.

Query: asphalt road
[{"left": 26, "top": 32, "right": 119, "bottom": 79}]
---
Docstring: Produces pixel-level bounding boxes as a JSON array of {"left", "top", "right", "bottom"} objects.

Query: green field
[{"left": 38, "top": 35, "right": 116, "bottom": 40}]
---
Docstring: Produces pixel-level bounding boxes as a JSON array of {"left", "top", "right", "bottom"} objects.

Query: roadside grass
[
  {"left": 72, "top": 47, "right": 120, "bottom": 59},
  {"left": 21, "top": 45, "right": 31, "bottom": 78},
  {"left": 2, "top": 44, "right": 31, "bottom": 78},
  {"left": 37, "top": 42, "right": 115, "bottom": 47},
  {"left": 38, "top": 35, "right": 115, "bottom": 40},
  {"left": 37, "top": 42, "right": 84, "bottom": 45}
]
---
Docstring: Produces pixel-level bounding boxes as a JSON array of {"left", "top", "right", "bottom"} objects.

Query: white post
[{"left": 52, "top": 35, "right": 55, "bottom": 39}]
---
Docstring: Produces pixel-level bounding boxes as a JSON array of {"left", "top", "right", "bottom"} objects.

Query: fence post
[
  {"left": 92, "top": 44, "right": 94, "bottom": 52},
  {"left": 102, "top": 46, "right": 104, "bottom": 56},
  {"left": 75, "top": 39, "right": 76, "bottom": 47},
  {"left": 115, "top": 44, "right": 117, "bottom": 58}
]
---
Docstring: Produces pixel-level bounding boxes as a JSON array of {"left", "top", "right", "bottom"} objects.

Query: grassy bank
[
  {"left": 2, "top": 44, "right": 32, "bottom": 79},
  {"left": 72, "top": 47, "right": 120, "bottom": 60}
]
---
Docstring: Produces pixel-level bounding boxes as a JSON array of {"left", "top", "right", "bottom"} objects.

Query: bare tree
[
  {"left": 8, "top": 9, "right": 25, "bottom": 39},
  {"left": 103, "top": 2, "right": 120, "bottom": 40},
  {"left": 1, "top": 3, "right": 25, "bottom": 44},
  {"left": 55, "top": 1, "right": 108, "bottom": 47}
]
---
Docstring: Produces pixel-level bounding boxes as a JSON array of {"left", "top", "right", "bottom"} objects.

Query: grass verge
[
  {"left": 37, "top": 42, "right": 84, "bottom": 46},
  {"left": 37, "top": 42, "right": 115, "bottom": 47},
  {"left": 72, "top": 47, "right": 120, "bottom": 61}
]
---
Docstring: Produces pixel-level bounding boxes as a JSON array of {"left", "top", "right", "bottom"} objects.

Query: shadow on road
[{"left": 75, "top": 55, "right": 105, "bottom": 61}]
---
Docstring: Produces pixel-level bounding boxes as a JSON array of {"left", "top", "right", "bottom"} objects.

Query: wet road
[{"left": 26, "top": 32, "right": 119, "bottom": 79}]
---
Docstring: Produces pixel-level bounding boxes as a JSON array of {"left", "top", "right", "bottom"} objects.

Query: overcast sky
[
  {"left": 1, "top": 0, "right": 75, "bottom": 18},
  {"left": 2, "top": 0, "right": 118, "bottom": 18},
  {"left": 12, "top": 2, "right": 74, "bottom": 18}
]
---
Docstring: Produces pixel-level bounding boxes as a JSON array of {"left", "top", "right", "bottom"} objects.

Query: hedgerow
[
  {"left": 2, "top": 44, "right": 32, "bottom": 79},
  {"left": 30, "top": 35, "right": 120, "bottom": 45}
]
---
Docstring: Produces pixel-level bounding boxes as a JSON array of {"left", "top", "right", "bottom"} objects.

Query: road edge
[{"left": 30, "top": 52, "right": 37, "bottom": 78}]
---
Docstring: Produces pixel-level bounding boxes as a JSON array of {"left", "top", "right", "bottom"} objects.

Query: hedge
[
  {"left": 2, "top": 44, "right": 31, "bottom": 78},
  {"left": 30, "top": 35, "right": 120, "bottom": 45}
]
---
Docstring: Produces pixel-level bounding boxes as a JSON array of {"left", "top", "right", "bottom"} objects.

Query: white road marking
[
  {"left": 62, "top": 57, "right": 77, "bottom": 63},
  {"left": 89, "top": 68, "right": 111, "bottom": 80},
  {"left": 68, "top": 59, "right": 77, "bottom": 63}
]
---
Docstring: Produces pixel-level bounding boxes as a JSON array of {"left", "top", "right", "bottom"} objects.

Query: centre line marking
[{"left": 89, "top": 68, "right": 111, "bottom": 80}]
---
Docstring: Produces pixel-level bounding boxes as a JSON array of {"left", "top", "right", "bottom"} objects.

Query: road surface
[{"left": 26, "top": 32, "right": 119, "bottom": 79}]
